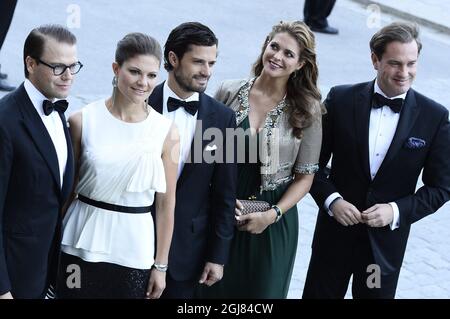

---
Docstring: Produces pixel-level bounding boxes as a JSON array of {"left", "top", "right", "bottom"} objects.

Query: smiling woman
[
  {"left": 110, "top": 54, "right": 160, "bottom": 119},
  {"left": 197, "top": 21, "right": 323, "bottom": 299},
  {"left": 57, "top": 32, "right": 180, "bottom": 299}
]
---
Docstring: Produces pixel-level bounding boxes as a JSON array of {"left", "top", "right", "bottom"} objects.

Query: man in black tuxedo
[
  {"left": 0, "top": 0, "right": 17, "bottom": 91},
  {"left": 303, "top": 0, "right": 338, "bottom": 35},
  {"left": 148, "top": 22, "right": 237, "bottom": 298},
  {"left": 303, "top": 22, "right": 450, "bottom": 299},
  {"left": 0, "top": 25, "right": 80, "bottom": 299}
]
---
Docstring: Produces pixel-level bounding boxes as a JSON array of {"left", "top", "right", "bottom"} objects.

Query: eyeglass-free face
[
  {"left": 112, "top": 54, "right": 160, "bottom": 106},
  {"left": 37, "top": 58, "right": 83, "bottom": 76}
]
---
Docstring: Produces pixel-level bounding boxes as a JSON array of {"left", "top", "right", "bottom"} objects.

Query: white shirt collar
[
  {"left": 374, "top": 80, "right": 407, "bottom": 100},
  {"left": 163, "top": 81, "right": 199, "bottom": 103},
  {"left": 24, "top": 79, "right": 53, "bottom": 117}
]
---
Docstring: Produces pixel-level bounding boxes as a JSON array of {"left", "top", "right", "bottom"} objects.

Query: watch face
[{"left": 272, "top": 205, "right": 282, "bottom": 223}]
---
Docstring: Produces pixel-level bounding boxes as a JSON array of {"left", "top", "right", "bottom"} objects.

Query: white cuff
[
  {"left": 389, "top": 202, "right": 400, "bottom": 230},
  {"left": 324, "top": 192, "right": 342, "bottom": 217}
]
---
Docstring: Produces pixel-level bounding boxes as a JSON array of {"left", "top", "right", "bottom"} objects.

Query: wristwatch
[{"left": 271, "top": 205, "right": 283, "bottom": 223}]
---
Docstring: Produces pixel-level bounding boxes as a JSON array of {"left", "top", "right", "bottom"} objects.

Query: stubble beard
[{"left": 173, "top": 69, "right": 207, "bottom": 94}]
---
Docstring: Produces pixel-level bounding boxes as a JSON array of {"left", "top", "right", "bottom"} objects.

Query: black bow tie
[
  {"left": 167, "top": 97, "right": 198, "bottom": 116},
  {"left": 42, "top": 99, "right": 68, "bottom": 116},
  {"left": 372, "top": 93, "right": 403, "bottom": 113}
]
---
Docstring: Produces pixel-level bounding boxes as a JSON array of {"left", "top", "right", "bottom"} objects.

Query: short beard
[{"left": 173, "top": 69, "right": 207, "bottom": 94}]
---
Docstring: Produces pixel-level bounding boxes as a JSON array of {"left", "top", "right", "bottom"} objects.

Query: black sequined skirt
[{"left": 56, "top": 252, "right": 150, "bottom": 299}]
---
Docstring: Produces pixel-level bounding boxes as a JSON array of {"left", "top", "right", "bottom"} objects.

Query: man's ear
[
  {"left": 371, "top": 52, "right": 379, "bottom": 71},
  {"left": 25, "top": 56, "right": 36, "bottom": 75},
  {"left": 168, "top": 51, "right": 179, "bottom": 68}
]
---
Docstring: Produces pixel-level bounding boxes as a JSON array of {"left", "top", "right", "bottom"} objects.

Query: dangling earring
[{"left": 110, "top": 76, "right": 118, "bottom": 110}]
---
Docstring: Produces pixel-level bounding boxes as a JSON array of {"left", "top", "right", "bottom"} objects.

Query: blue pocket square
[{"left": 404, "top": 137, "right": 426, "bottom": 149}]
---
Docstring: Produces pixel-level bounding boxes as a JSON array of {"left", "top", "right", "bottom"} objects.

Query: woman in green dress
[{"left": 197, "top": 21, "right": 323, "bottom": 298}]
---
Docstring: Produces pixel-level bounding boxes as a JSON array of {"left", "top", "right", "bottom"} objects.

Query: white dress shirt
[
  {"left": 162, "top": 81, "right": 199, "bottom": 178},
  {"left": 324, "top": 81, "right": 406, "bottom": 230},
  {"left": 24, "top": 79, "right": 68, "bottom": 188}
]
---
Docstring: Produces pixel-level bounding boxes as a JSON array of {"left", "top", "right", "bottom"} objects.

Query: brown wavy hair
[{"left": 252, "top": 21, "right": 322, "bottom": 138}]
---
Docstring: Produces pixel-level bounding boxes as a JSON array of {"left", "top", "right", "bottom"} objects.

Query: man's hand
[
  {"left": 0, "top": 291, "right": 13, "bottom": 299},
  {"left": 330, "top": 198, "right": 363, "bottom": 226},
  {"left": 361, "top": 203, "right": 393, "bottom": 227},
  {"left": 198, "top": 262, "right": 224, "bottom": 287}
]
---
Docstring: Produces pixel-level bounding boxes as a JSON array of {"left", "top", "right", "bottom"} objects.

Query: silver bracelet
[{"left": 152, "top": 263, "right": 168, "bottom": 272}]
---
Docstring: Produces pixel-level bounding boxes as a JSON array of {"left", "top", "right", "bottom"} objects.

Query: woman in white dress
[{"left": 57, "top": 33, "right": 179, "bottom": 299}]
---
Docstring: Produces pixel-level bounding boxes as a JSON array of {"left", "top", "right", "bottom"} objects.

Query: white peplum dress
[{"left": 58, "top": 99, "right": 172, "bottom": 298}]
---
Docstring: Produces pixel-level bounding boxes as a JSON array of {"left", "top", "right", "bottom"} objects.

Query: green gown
[{"left": 197, "top": 117, "right": 298, "bottom": 299}]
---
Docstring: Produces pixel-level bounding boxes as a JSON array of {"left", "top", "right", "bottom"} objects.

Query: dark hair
[
  {"left": 253, "top": 21, "right": 322, "bottom": 139},
  {"left": 370, "top": 21, "right": 422, "bottom": 60},
  {"left": 164, "top": 22, "right": 218, "bottom": 71},
  {"left": 23, "top": 24, "right": 77, "bottom": 78},
  {"left": 115, "top": 32, "right": 162, "bottom": 66}
]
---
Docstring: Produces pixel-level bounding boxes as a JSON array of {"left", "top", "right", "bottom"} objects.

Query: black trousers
[
  {"left": 160, "top": 272, "right": 198, "bottom": 299},
  {"left": 0, "top": 0, "right": 17, "bottom": 50},
  {"left": 303, "top": 0, "right": 336, "bottom": 29},
  {"left": 302, "top": 226, "right": 400, "bottom": 299}
]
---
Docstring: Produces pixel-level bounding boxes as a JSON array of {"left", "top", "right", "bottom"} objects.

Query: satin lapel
[
  {"left": 177, "top": 93, "right": 215, "bottom": 187},
  {"left": 59, "top": 111, "right": 74, "bottom": 201},
  {"left": 148, "top": 82, "right": 164, "bottom": 114},
  {"left": 375, "top": 89, "right": 419, "bottom": 178},
  {"left": 354, "top": 81, "right": 374, "bottom": 182},
  {"left": 16, "top": 85, "right": 61, "bottom": 188}
]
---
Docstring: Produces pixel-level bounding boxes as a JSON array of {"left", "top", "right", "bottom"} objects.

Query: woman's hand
[
  {"left": 145, "top": 269, "right": 166, "bottom": 299},
  {"left": 236, "top": 208, "right": 276, "bottom": 234},
  {"left": 235, "top": 199, "right": 243, "bottom": 216}
]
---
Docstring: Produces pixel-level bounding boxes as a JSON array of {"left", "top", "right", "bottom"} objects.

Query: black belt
[{"left": 78, "top": 194, "right": 151, "bottom": 214}]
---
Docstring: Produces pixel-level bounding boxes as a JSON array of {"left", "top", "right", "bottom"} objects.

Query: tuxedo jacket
[
  {"left": 0, "top": 84, "right": 74, "bottom": 298},
  {"left": 148, "top": 83, "right": 237, "bottom": 281},
  {"left": 310, "top": 81, "right": 450, "bottom": 274}
]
